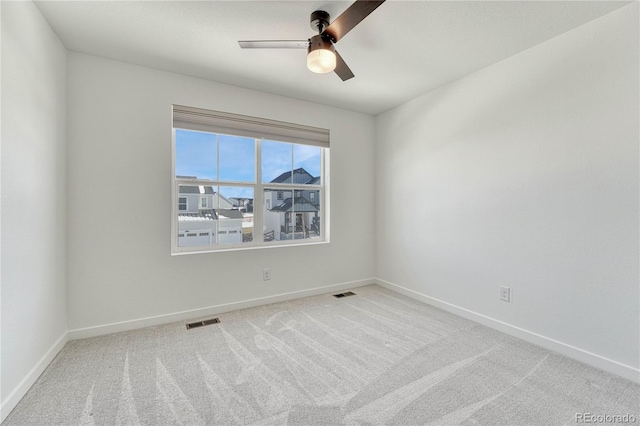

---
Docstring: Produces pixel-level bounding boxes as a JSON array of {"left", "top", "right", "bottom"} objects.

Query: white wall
[
  {"left": 2, "top": 4, "right": 637, "bottom": 420},
  {"left": 66, "top": 53, "right": 375, "bottom": 330},
  {"left": 375, "top": 3, "right": 639, "bottom": 376},
  {"left": 1, "top": 1, "right": 68, "bottom": 419}
]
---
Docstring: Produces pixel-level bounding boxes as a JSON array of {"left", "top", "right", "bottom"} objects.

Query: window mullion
[
  {"left": 254, "top": 139, "right": 264, "bottom": 245},
  {"left": 215, "top": 134, "right": 220, "bottom": 244},
  {"left": 321, "top": 147, "right": 326, "bottom": 241},
  {"left": 291, "top": 145, "right": 296, "bottom": 234}
]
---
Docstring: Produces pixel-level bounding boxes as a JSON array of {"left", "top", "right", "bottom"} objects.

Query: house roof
[
  {"left": 270, "top": 197, "right": 319, "bottom": 213},
  {"left": 178, "top": 208, "right": 244, "bottom": 220},
  {"left": 218, "top": 209, "right": 244, "bottom": 219},
  {"left": 179, "top": 186, "right": 215, "bottom": 194},
  {"left": 178, "top": 209, "right": 217, "bottom": 221},
  {"left": 270, "top": 168, "right": 313, "bottom": 184}
]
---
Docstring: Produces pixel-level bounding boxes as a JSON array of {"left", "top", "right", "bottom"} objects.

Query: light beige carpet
[{"left": 4, "top": 285, "right": 639, "bottom": 425}]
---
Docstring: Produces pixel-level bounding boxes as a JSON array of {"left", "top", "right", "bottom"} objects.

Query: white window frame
[
  {"left": 200, "top": 197, "right": 207, "bottom": 209},
  {"left": 171, "top": 105, "right": 330, "bottom": 254}
]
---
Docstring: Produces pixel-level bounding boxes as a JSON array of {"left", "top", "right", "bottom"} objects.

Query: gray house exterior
[{"left": 264, "top": 168, "right": 321, "bottom": 241}]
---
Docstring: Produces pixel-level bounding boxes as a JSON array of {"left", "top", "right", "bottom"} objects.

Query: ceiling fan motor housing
[
  {"left": 310, "top": 10, "right": 331, "bottom": 34},
  {"left": 308, "top": 34, "right": 335, "bottom": 53}
]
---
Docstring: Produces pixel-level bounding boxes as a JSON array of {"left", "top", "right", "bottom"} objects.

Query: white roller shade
[{"left": 173, "top": 105, "right": 330, "bottom": 148}]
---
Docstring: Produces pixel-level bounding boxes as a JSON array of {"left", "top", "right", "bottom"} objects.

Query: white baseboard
[
  {"left": 0, "top": 332, "right": 69, "bottom": 423},
  {"left": 68, "top": 279, "right": 375, "bottom": 340},
  {"left": 375, "top": 278, "right": 640, "bottom": 384}
]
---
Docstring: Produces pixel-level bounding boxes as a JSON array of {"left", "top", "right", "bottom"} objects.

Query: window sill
[{"left": 171, "top": 240, "right": 329, "bottom": 256}]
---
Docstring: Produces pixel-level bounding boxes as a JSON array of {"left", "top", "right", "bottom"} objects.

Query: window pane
[
  {"left": 177, "top": 184, "right": 217, "bottom": 247},
  {"left": 178, "top": 196, "right": 188, "bottom": 211},
  {"left": 219, "top": 135, "right": 255, "bottom": 182},
  {"left": 264, "top": 189, "right": 292, "bottom": 241},
  {"left": 292, "top": 187, "right": 321, "bottom": 241},
  {"left": 264, "top": 188, "right": 320, "bottom": 241},
  {"left": 261, "top": 140, "right": 292, "bottom": 183},
  {"left": 175, "top": 130, "right": 217, "bottom": 180},
  {"left": 294, "top": 144, "right": 321, "bottom": 185},
  {"left": 219, "top": 186, "right": 253, "bottom": 244}
]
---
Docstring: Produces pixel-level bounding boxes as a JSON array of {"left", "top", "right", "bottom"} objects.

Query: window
[
  {"left": 172, "top": 105, "right": 329, "bottom": 253},
  {"left": 178, "top": 197, "right": 187, "bottom": 211}
]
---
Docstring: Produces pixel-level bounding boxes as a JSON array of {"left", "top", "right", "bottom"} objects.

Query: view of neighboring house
[
  {"left": 264, "top": 168, "right": 320, "bottom": 241},
  {"left": 177, "top": 184, "right": 244, "bottom": 246},
  {"left": 177, "top": 168, "right": 320, "bottom": 246},
  {"left": 229, "top": 197, "right": 253, "bottom": 213}
]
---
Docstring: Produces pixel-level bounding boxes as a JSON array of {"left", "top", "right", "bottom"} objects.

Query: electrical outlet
[
  {"left": 263, "top": 268, "right": 271, "bottom": 281},
  {"left": 499, "top": 286, "right": 511, "bottom": 302}
]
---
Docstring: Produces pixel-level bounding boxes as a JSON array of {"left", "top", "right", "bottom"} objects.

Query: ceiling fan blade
[
  {"left": 323, "top": 0, "right": 385, "bottom": 43},
  {"left": 238, "top": 40, "right": 309, "bottom": 49},
  {"left": 334, "top": 50, "right": 355, "bottom": 81}
]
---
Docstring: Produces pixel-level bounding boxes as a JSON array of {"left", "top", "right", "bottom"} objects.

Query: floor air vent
[
  {"left": 333, "top": 291, "right": 356, "bottom": 298},
  {"left": 186, "top": 317, "right": 220, "bottom": 330}
]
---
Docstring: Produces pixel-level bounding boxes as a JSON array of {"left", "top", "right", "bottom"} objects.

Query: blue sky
[{"left": 176, "top": 129, "right": 321, "bottom": 199}]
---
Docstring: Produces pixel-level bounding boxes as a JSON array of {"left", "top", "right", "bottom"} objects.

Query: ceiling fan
[{"left": 238, "top": 0, "right": 386, "bottom": 81}]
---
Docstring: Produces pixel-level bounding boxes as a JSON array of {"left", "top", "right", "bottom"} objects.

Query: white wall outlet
[
  {"left": 263, "top": 268, "right": 271, "bottom": 281},
  {"left": 500, "top": 286, "right": 511, "bottom": 302}
]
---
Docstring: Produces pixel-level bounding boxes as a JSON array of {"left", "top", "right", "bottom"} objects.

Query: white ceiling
[{"left": 35, "top": 0, "right": 630, "bottom": 115}]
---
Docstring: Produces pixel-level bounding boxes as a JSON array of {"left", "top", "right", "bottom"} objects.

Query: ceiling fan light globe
[{"left": 307, "top": 49, "right": 336, "bottom": 73}]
